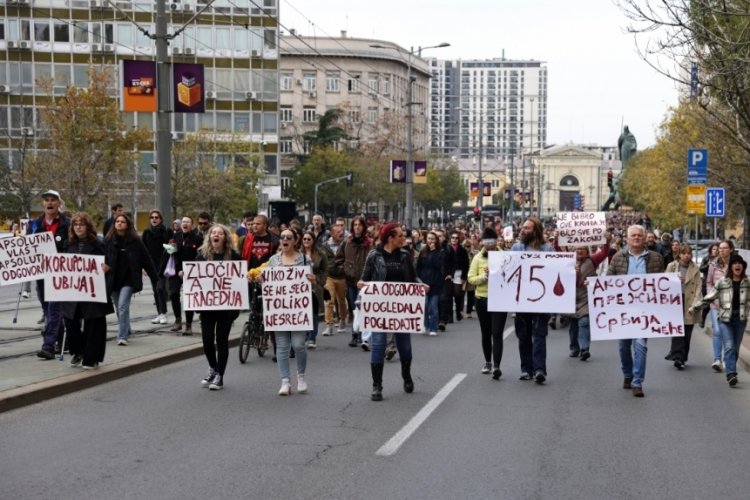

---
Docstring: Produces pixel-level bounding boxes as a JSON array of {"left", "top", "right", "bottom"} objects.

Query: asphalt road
[{"left": 1, "top": 316, "right": 749, "bottom": 500}]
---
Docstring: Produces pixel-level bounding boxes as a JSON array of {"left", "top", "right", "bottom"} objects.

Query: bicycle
[{"left": 239, "top": 283, "right": 269, "bottom": 363}]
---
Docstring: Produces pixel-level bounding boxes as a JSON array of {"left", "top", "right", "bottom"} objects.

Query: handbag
[
  {"left": 352, "top": 307, "right": 362, "bottom": 333},
  {"left": 163, "top": 254, "right": 176, "bottom": 278}
]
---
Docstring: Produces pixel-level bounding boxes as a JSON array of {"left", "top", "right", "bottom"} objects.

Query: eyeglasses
[
  {"left": 150, "top": 215, "right": 161, "bottom": 220},
  {"left": 280, "top": 234, "right": 295, "bottom": 241},
  {"left": 73, "top": 222, "right": 86, "bottom": 227}
]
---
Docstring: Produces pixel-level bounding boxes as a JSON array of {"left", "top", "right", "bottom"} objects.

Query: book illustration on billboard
[{"left": 177, "top": 72, "right": 202, "bottom": 108}]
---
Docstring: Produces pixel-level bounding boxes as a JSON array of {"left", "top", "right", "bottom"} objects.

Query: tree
[
  {"left": 35, "top": 66, "right": 150, "bottom": 214},
  {"left": 302, "top": 108, "right": 347, "bottom": 152},
  {"left": 414, "top": 162, "right": 467, "bottom": 211}
]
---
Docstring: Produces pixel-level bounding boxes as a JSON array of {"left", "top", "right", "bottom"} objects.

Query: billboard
[
  {"left": 122, "top": 60, "right": 157, "bottom": 112},
  {"left": 173, "top": 63, "right": 205, "bottom": 113}
]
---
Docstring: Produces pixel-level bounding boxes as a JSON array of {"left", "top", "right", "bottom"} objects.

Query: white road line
[
  {"left": 375, "top": 373, "right": 467, "bottom": 457},
  {"left": 503, "top": 326, "right": 514, "bottom": 339}
]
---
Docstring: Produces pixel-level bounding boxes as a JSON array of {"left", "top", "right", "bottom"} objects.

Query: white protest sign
[
  {"left": 588, "top": 273, "right": 684, "bottom": 340},
  {"left": 556, "top": 211, "right": 607, "bottom": 247},
  {"left": 19, "top": 219, "right": 30, "bottom": 235},
  {"left": 359, "top": 281, "right": 426, "bottom": 333},
  {"left": 183, "top": 260, "right": 249, "bottom": 311},
  {"left": 261, "top": 265, "right": 313, "bottom": 331},
  {"left": 0, "top": 232, "right": 57, "bottom": 285},
  {"left": 43, "top": 254, "right": 106, "bottom": 303},
  {"left": 503, "top": 226, "right": 514, "bottom": 242},
  {"left": 487, "top": 251, "right": 576, "bottom": 313}
]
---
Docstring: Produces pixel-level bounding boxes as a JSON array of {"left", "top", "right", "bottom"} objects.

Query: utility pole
[{"left": 155, "top": 0, "right": 172, "bottom": 219}]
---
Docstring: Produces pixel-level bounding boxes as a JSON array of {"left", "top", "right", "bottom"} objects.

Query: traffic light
[
  {"left": 473, "top": 206, "right": 481, "bottom": 221},
  {"left": 346, "top": 171, "right": 353, "bottom": 186}
]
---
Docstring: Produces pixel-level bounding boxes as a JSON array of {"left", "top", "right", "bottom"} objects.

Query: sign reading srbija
[
  {"left": 556, "top": 211, "right": 607, "bottom": 247},
  {"left": 587, "top": 273, "right": 684, "bottom": 340},
  {"left": 0, "top": 232, "right": 57, "bottom": 285},
  {"left": 183, "top": 260, "right": 249, "bottom": 311},
  {"left": 261, "top": 265, "right": 313, "bottom": 331},
  {"left": 359, "top": 281, "right": 427, "bottom": 333},
  {"left": 487, "top": 251, "right": 576, "bottom": 313},
  {"left": 43, "top": 253, "right": 107, "bottom": 303}
]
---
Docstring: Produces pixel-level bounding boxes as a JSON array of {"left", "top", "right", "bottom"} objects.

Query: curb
[{"left": 0, "top": 335, "right": 240, "bottom": 414}]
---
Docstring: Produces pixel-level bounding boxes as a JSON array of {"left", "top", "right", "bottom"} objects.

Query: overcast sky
[{"left": 279, "top": 0, "right": 679, "bottom": 149}]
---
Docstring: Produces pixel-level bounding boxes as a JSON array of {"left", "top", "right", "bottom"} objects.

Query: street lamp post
[{"left": 370, "top": 42, "right": 449, "bottom": 228}]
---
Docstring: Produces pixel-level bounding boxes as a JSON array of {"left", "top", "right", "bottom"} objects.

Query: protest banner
[
  {"left": 261, "top": 265, "right": 313, "bottom": 331},
  {"left": 487, "top": 251, "right": 576, "bottom": 313},
  {"left": 359, "top": 281, "right": 427, "bottom": 333},
  {"left": 183, "top": 260, "right": 249, "bottom": 311},
  {"left": 43, "top": 254, "right": 106, "bottom": 303},
  {"left": 0, "top": 232, "right": 57, "bottom": 286},
  {"left": 556, "top": 211, "right": 607, "bottom": 247},
  {"left": 587, "top": 273, "right": 684, "bottom": 340}
]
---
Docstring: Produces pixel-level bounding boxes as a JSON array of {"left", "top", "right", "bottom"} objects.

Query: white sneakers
[
  {"left": 322, "top": 325, "right": 333, "bottom": 336},
  {"left": 337, "top": 320, "right": 346, "bottom": 333},
  {"left": 278, "top": 378, "right": 291, "bottom": 396},
  {"left": 429, "top": 331, "right": 437, "bottom": 336},
  {"left": 151, "top": 314, "right": 168, "bottom": 324},
  {"left": 712, "top": 360, "right": 723, "bottom": 372},
  {"left": 297, "top": 374, "right": 308, "bottom": 393},
  {"left": 117, "top": 339, "right": 128, "bottom": 346}
]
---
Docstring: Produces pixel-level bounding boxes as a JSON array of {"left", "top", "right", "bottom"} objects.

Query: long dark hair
[
  {"left": 105, "top": 213, "right": 139, "bottom": 242},
  {"left": 301, "top": 230, "right": 320, "bottom": 259}
]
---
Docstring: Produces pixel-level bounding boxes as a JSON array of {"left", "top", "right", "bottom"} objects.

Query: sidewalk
[
  {"left": 0, "top": 286, "right": 244, "bottom": 413},
  {"left": 1, "top": 286, "right": 749, "bottom": 413}
]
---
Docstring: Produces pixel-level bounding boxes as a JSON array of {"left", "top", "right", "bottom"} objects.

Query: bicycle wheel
[
  {"left": 257, "top": 329, "right": 267, "bottom": 357},
  {"left": 239, "top": 321, "right": 252, "bottom": 364}
]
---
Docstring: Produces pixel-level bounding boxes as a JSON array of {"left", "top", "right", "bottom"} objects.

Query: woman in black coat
[
  {"left": 63, "top": 212, "right": 114, "bottom": 369},
  {"left": 105, "top": 213, "right": 158, "bottom": 346}
]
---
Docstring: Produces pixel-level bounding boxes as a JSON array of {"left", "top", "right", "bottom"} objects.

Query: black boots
[
  {"left": 371, "top": 363, "right": 384, "bottom": 401},
  {"left": 401, "top": 360, "right": 414, "bottom": 393}
]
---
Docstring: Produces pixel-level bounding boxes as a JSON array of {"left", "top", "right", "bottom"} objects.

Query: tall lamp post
[{"left": 371, "top": 42, "right": 450, "bottom": 228}]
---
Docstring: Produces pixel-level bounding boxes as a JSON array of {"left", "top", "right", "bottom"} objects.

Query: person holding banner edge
[
  {"left": 606, "top": 224, "right": 665, "bottom": 397},
  {"left": 359, "top": 222, "right": 425, "bottom": 401},
  {"left": 196, "top": 224, "right": 242, "bottom": 391},
  {"left": 62, "top": 212, "right": 114, "bottom": 369}
]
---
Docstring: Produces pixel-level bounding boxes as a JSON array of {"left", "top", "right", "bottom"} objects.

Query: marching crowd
[{"left": 18, "top": 189, "right": 750, "bottom": 400}]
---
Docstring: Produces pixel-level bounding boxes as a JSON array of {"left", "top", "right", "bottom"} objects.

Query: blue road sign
[
  {"left": 687, "top": 148, "right": 708, "bottom": 185},
  {"left": 706, "top": 187, "right": 725, "bottom": 217}
]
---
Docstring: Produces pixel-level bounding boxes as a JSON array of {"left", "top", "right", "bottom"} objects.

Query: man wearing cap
[{"left": 33, "top": 190, "right": 71, "bottom": 359}]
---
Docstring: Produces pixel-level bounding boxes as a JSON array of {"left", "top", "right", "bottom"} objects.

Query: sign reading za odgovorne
[{"left": 359, "top": 281, "right": 427, "bottom": 333}]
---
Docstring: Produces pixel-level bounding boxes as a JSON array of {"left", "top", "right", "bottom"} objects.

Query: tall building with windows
[
  {"left": 429, "top": 56, "right": 548, "bottom": 206},
  {"left": 0, "top": 0, "right": 280, "bottom": 216},
  {"left": 278, "top": 33, "right": 431, "bottom": 193}
]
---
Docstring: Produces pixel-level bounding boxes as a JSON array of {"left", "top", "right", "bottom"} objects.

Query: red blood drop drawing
[{"left": 553, "top": 274, "right": 565, "bottom": 296}]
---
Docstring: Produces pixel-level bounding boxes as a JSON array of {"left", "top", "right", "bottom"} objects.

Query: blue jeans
[
  {"left": 347, "top": 284, "right": 360, "bottom": 315},
  {"left": 719, "top": 316, "right": 747, "bottom": 376},
  {"left": 112, "top": 286, "right": 134, "bottom": 341},
  {"left": 514, "top": 313, "right": 549, "bottom": 375},
  {"left": 424, "top": 294, "right": 440, "bottom": 332},
  {"left": 619, "top": 338, "right": 648, "bottom": 388},
  {"left": 41, "top": 301, "right": 64, "bottom": 353},
  {"left": 370, "top": 332, "right": 412, "bottom": 364},
  {"left": 709, "top": 309, "right": 723, "bottom": 362},
  {"left": 569, "top": 316, "right": 590, "bottom": 351},
  {"left": 275, "top": 331, "right": 307, "bottom": 380}
]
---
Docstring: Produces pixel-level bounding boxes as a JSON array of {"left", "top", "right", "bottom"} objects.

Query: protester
[
  {"left": 169, "top": 216, "right": 203, "bottom": 334},
  {"left": 698, "top": 243, "right": 719, "bottom": 329},
  {"left": 690, "top": 254, "right": 750, "bottom": 387},
  {"left": 321, "top": 224, "right": 348, "bottom": 336},
  {"left": 301, "top": 230, "right": 328, "bottom": 349},
  {"left": 105, "top": 213, "right": 159, "bottom": 346},
  {"left": 197, "top": 224, "right": 241, "bottom": 391},
  {"left": 462, "top": 238, "right": 477, "bottom": 319},
  {"left": 511, "top": 218, "right": 554, "bottom": 384},
  {"left": 706, "top": 240, "right": 734, "bottom": 371},
  {"left": 359, "top": 223, "right": 424, "bottom": 401},
  {"left": 568, "top": 246, "right": 599, "bottom": 362},
  {"left": 62, "top": 212, "right": 113, "bottom": 369},
  {"left": 141, "top": 209, "right": 173, "bottom": 325},
  {"left": 416, "top": 231, "right": 444, "bottom": 336},
  {"left": 606, "top": 224, "right": 665, "bottom": 397},
  {"left": 664, "top": 243, "right": 701, "bottom": 369},
  {"left": 33, "top": 190, "right": 71, "bottom": 359},
  {"left": 335, "top": 215, "right": 373, "bottom": 347},
  {"left": 440, "top": 231, "right": 469, "bottom": 330},
  {"left": 265, "top": 229, "right": 316, "bottom": 395},
  {"left": 468, "top": 227, "right": 507, "bottom": 379},
  {"left": 102, "top": 202, "right": 123, "bottom": 237},
  {"left": 311, "top": 213, "right": 330, "bottom": 248}
]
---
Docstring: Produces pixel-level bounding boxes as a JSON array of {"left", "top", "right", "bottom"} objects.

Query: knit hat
[{"left": 728, "top": 253, "right": 747, "bottom": 274}]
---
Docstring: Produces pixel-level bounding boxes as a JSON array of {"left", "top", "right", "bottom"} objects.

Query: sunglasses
[
  {"left": 280, "top": 234, "right": 295, "bottom": 241},
  {"left": 150, "top": 216, "right": 161, "bottom": 219}
]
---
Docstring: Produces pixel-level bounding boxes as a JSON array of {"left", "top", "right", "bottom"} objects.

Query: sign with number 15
[{"left": 487, "top": 251, "right": 576, "bottom": 313}]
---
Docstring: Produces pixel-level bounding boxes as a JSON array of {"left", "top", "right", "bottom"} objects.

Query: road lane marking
[
  {"left": 375, "top": 373, "right": 467, "bottom": 456},
  {"left": 504, "top": 326, "right": 514, "bottom": 339}
]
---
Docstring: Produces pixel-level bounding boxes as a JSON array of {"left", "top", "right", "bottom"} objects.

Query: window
[
  {"left": 34, "top": 21, "right": 50, "bottom": 42},
  {"left": 280, "top": 72, "right": 293, "bottom": 91},
  {"left": 303, "top": 107, "right": 317, "bottom": 123},
  {"left": 348, "top": 73, "right": 361, "bottom": 93},
  {"left": 279, "top": 138, "right": 293, "bottom": 154},
  {"left": 366, "top": 107, "right": 377, "bottom": 124},
  {"left": 367, "top": 74, "right": 378, "bottom": 94},
  {"left": 302, "top": 72, "right": 316, "bottom": 92},
  {"left": 280, "top": 106, "right": 293, "bottom": 123},
  {"left": 326, "top": 72, "right": 340, "bottom": 92},
  {"left": 53, "top": 22, "right": 69, "bottom": 42},
  {"left": 349, "top": 107, "right": 361, "bottom": 123},
  {"left": 382, "top": 76, "right": 390, "bottom": 95}
]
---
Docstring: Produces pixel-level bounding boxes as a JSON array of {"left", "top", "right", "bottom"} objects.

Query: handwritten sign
[
  {"left": 556, "top": 211, "right": 607, "bottom": 247},
  {"left": 487, "top": 251, "right": 576, "bottom": 313},
  {"left": 588, "top": 273, "right": 684, "bottom": 340},
  {"left": 359, "top": 281, "right": 426, "bottom": 333},
  {"left": 43, "top": 254, "right": 106, "bottom": 303},
  {"left": 503, "top": 226, "right": 514, "bottom": 242},
  {"left": 19, "top": 218, "right": 29, "bottom": 235},
  {"left": 0, "top": 232, "right": 57, "bottom": 286},
  {"left": 261, "top": 265, "right": 313, "bottom": 331},
  {"left": 183, "top": 260, "right": 249, "bottom": 311}
]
